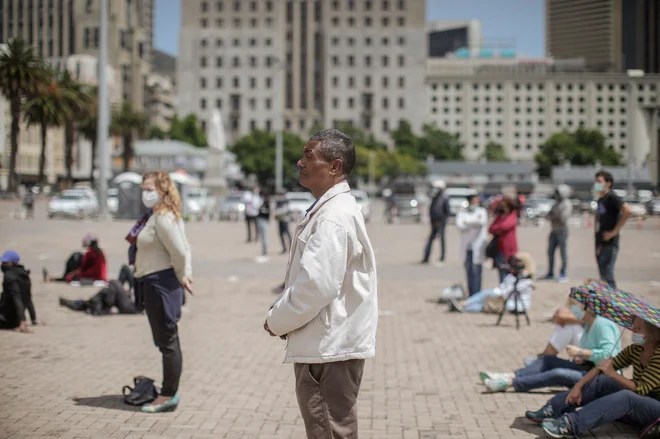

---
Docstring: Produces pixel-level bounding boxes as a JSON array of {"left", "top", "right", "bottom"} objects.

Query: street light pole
[
  {"left": 96, "top": 0, "right": 110, "bottom": 219},
  {"left": 274, "top": 59, "right": 285, "bottom": 193},
  {"left": 626, "top": 69, "right": 645, "bottom": 195}
]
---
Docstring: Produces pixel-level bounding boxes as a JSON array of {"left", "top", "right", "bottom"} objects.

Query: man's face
[
  {"left": 595, "top": 175, "right": 609, "bottom": 190},
  {"left": 297, "top": 140, "right": 341, "bottom": 192}
]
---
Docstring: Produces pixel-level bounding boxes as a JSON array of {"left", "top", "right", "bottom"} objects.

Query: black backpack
[{"left": 122, "top": 376, "right": 158, "bottom": 406}]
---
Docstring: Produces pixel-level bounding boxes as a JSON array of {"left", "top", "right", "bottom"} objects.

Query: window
[
  {"left": 398, "top": 37, "right": 405, "bottom": 46},
  {"left": 216, "top": 39, "right": 223, "bottom": 48},
  {"left": 365, "top": 56, "right": 372, "bottom": 67},
  {"left": 250, "top": 18, "right": 257, "bottom": 28},
  {"left": 348, "top": 77, "right": 355, "bottom": 88},
  {"left": 217, "top": 0, "right": 223, "bottom": 11},
  {"left": 398, "top": 77, "right": 405, "bottom": 88},
  {"left": 382, "top": 77, "right": 389, "bottom": 88},
  {"left": 233, "top": 77, "right": 240, "bottom": 88},
  {"left": 399, "top": 0, "right": 405, "bottom": 8},
  {"left": 332, "top": 76, "right": 339, "bottom": 87},
  {"left": 365, "top": 17, "right": 372, "bottom": 26},
  {"left": 265, "top": 99, "right": 272, "bottom": 110},
  {"left": 200, "top": 78, "right": 207, "bottom": 89},
  {"left": 382, "top": 37, "right": 389, "bottom": 46},
  {"left": 216, "top": 77, "right": 223, "bottom": 88},
  {"left": 249, "top": 98, "right": 256, "bottom": 110},
  {"left": 365, "top": 76, "right": 372, "bottom": 87},
  {"left": 266, "top": 120, "right": 272, "bottom": 131},
  {"left": 383, "top": 120, "right": 389, "bottom": 132},
  {"left": 332, "top": 0, "right": 339, "bottom": 9},
  {"left": 397, "top": 17, "right": 405, "bottom": 26},
  {"left": 201, "top": 1, "right": 208, "bottom": 11},
  {"left": 232, "top": 56, "right": 240, "bottom": 67},
  {"left": 332, "top": 17, "right": 340, "bottom": 26},
  {"left": 233, "top": 0, "right": 240, "bottom": 11},
  {"left": 216, "top": 98, "right": 222, "bottom": 108},
  {"left": 266, "top": 78, "right": 272, "bottom": 88},
  {"left": 348, "top": 37, "right": 355, "bottom": 46},
  {"left": 332, "top": 98, "right": 339, "bottom": 109},
  {"left": 381, "top": 56, "right": 389, "bottom": 67},
  {"left": 233, "top": 38, "right": 240, "bottom": 47},
  {"left": 366, "top": 37, "right": 372, "bottom": 46},
  {"left": 398, "top": 55, "right": 405, "bottom": 67},
  {"left": 200, "top": 98, "right": 207, "bottom": 109},
  {"left": 365, "top": 0, "right": 372, "bottom": 10},
  {"left": 382, "top": 97, "right": 389, "bottom": 109},
  {"left": 233, "top": 18, "right": 241, "bottom": 27},
  {"left": 200, "top": 57, "right": 207, "bottom": 68},
  {"left": 250, "top": 56, "right": 257, "bottom": 67},
  {"left": 265, "top": 17, "right": 272, "bottom": 27},
  {"left": 216, "top": 57, "right": 223, "bottom": 67},
  {"left": 250, "top": 78, "right": 256, "bottom": 88},
  {"left": 250, "top": 0, "right": 257, "bottom": 11},
  {"left": 348, "top": 98, "right": 355, "bottom": 109},
  {"left": 201, "top": 19, "right": 208, "bottom": 28},
  {"left": 332, "top": 56, "right": 339, "bottom": 67},
  {"left": 200, "top": 39, "right": 208, "bottom": 48},
  {"left": 348, "top": 56, "right": 355, "bottom": 67},
  {"left": 266, "top": 1, "right": 272, "bottom": 11},
  {"left": 382, "top": 17, "right": 389, "bottom": 26},
  {"left": 348, "top": 17, "right": 355, "bottom": 26},
  {"left": 265, "top": 57, "right": 272, "bottom": 67}
]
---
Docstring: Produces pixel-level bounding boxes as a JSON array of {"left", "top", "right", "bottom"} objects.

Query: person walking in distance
[
  {"left": 242, "top": 186, "right": 261, "bottom": 243},
  {"left": 274, "top": 190, "right": 292, "bottom": 254},
  {"left": 542, "top": 184, "right": 573, "bottom": 283},
  {"left": 264, "top": 129, "right": 378, "bottom": 438},
  {"left": 456, "top": 194, "right": 488, "bottom": 296},
  {"left": 128, "top": 171, "right": 193, "bottom": 413},
  {"left": 593, "top": 171, "right": 630, "bottom": 288},
  {"left": 256, "top": 191, "right": 271, "bottom": 263},
  {"left": 422, "top": 180, "right": 450, "bottom": 266}
]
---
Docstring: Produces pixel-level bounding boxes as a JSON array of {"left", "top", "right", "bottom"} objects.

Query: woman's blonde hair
[
  {"left": 143, "top": 171, "right": 181, "bottom": 219},
  {"left": 515, "top": 252, "right": 536, "bottom": 280}
]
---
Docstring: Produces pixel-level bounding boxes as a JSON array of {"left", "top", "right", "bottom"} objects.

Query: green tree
[
  {"left": 168, "top": 114, "right": 207, "bottom": 147},
  {"left": 111, "top": 102, "right": 147, "bottom": 172},
  {"left": 229, "top": 129, "right": 306, "bottom": 187},
  {"left": 77, "top": 87, "right": 98, "bottom": 185},
  {"left": 481, "top": 141, "right": 509, "bottom": 162},
  {"left": 148, "top": 125, "right": 167, "bottom": 139},
  {"left": 390, "top": 120, "right": 464, "bottom": 160},
  {"left": 0, "top": 38, "right": 45, "bottom": 192},
  {"left": 535, "top": 128, "right": 623, "bottom": 177},
  {"left": 58, "top": 69, "right": 91, "bottom": 187},
  {"left": 23, "top": 72, "right": 75, "bottom": 189}
]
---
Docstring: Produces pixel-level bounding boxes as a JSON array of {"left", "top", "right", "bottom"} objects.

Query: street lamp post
[
  {"left": 626, "top": 69, "right": 645, "bottom": 195},
  {"left": 96, "top": 0, "right": 110, "bottom": 219},
  {"left": 274, "top": 59, "right": 285, "bottom": 193}
]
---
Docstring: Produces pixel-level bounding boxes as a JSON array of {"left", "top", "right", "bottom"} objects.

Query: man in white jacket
[
  {"left": 264, "top": 129, "right": 378, "bottom": 438},
  {"left": 456, "top": 194, "right": 488, "bottom": 296}
]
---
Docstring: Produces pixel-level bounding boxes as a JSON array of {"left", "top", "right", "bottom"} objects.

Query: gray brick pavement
[{"left": 1, "top": 206, "right": 659, "bottom": 438}]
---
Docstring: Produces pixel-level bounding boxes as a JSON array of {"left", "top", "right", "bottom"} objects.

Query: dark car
[
  {"left": 647, "top": 198, "right": 660, "bottom": 216},
  {"left": 394, "top": 195, "right": 422, "bottom": 223}
]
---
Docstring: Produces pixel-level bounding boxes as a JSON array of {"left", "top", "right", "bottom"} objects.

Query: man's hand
[
  {"left": 602, "top": 230, "right": 618, "bottom": 242},
  {"left": 598, "top": 358, "right": 616, "bottom": 377},
  {"left": 264, "top": 320, "right": 277, "bottom": 337},
  {"left": 566, "top": 345, "right": 582, "bottom": 358},
  {"left": 565, "top": 385, "right": 582, "bottom": 406},
  {"left": 182, "top": 277, "right": 194, "bottom": 296}
]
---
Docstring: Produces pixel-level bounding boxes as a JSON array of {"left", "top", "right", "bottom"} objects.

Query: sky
[{"left": 154, "top": 0, "right": 545, "bottom": 58}]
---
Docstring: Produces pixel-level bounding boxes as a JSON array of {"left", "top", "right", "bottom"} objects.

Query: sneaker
[
  {"left": 484, "top": 378, "right": 510, "bottom": 392},
  {"left": 450, "top": 298, "right": 464, "bottom": 313},
  {"left": 540, "top": 274, "right": 555, "bottom": 281},
  {"left": 433, "top": 261, "right": 445, "bottom": 268},
  {"left": 541, "top": 416, "right": 574, "bottom": 438},
  {"left": 479, "top": 372, "right": 511, "bottom": 384},
  {"left": 255, "top": 255, "right": 269, "bottom": 264},
  {"left": 525, "top": 403, "right": 555, "bottom": 423},
  {"left": 557, "top": 275, "right": 568, "bottom": 283}
]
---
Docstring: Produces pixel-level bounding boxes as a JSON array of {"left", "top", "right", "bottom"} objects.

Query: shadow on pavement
[
  {"left": 72, "top": 395, "right": 139, "bottom": 411},
  {"left": 510, "top": 417, "right": 544, "bottom": 438}
]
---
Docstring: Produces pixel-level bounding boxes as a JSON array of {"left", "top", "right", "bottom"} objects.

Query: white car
[
  {"left": 351, "top": 190, "right": 371, "bottom": 222},
  {"left": 285, "top": 192, "right": 316, "bottom": 221},
  {"left": 48, "top": 189, "right": 99, "bottom": 219},
  {"left": 185, "top": 188, "right": 217, "bottom": 219},
  {"left": 444, "top": 187, "right": 478, "bottom": 216}
]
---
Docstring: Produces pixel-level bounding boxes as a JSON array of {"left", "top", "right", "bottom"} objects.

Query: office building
[
  {"left": 546, "top": 0, "right": 660, "bottom": 73},
  {"left": 426, "top": 56, "right": 660, "bottom": 163},
  {"left": 177, "top": 0, "right": 427, "bottom": 144}
]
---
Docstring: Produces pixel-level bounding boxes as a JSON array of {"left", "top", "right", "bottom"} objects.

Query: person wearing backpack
[{"left": 422, "top": 180, "right": 450, "bottom": 266}]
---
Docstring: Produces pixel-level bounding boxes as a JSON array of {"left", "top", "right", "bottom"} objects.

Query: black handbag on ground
[
  {"left": 122, "top": 376, "right": 158, "bottom": 406},
  {"left": 485, "top": 236, "right": 499, "bottom": 260}
]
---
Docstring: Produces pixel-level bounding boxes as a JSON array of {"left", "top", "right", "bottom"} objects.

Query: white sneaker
[
  {"left": 433, "top": 261, "right": 445, "bottom": 268},
  {"left": 255, "top": 255, "right": 269, "bottom": 264}
]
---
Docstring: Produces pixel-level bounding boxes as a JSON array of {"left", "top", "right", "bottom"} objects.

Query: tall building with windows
[
  {"left": 0, "top": 0, "right": 153, "bottom": 110},
  {"left": 546, "top": 0, "right": 660, "bottom": 73},
  {"left": 177, "top": 0, "right": 427, "bottom": 144}
]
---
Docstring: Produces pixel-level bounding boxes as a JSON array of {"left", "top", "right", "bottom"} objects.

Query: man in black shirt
[{"left": 593, "top": 171, "right": 630, "bottom": 288}]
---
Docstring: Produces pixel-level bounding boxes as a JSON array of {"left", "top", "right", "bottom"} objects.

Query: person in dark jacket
[
  {"left": 0, "top": 250, "right": 43, "bottom": 333},
  {"left": 422, "top": 181, "right": 450, "bottom": 265},
  {"left": 59, "top": 279, "right": 136, "bottom": 315}
]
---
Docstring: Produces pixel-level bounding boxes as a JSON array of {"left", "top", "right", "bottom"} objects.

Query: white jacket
[
  {"left": 267, "top": 181, "right": 378, "bottom": 364},
  {"left": 495, "top": 274, "right": 534, "bottom": 312},
  {"left": 456, "top": 206, "right": 488, "bottom": 265}
]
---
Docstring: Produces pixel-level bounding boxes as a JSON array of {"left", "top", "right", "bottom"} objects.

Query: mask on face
[
  {"left": 571, "top": 304, "right": 585, "bottom": 320},
  {"left": 631, "top": 333, "right": 647, "bottom": 345},
  {"left": 593, "top": 182, "right": 604, "bottom": 193},
  {"left": 142, "top": 190, "right": 160, "bottom": 208}
]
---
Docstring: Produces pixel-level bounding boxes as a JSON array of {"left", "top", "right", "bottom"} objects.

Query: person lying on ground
[
  {"left": 480, "top": 303, "right": 621, "bottom": 393},
  {"left": 526, "top": 316, "right": 660, "bottom": 438},
  {"left": 59, "top": 280, "right": 136, "bottom": 316},
  {"left": 449, "top": 253, "right": 535, "bottom": 314},
  {"left": 43, "top": 233, "right": 107, "bottom": 284},
  {"left": 0, "top": 250, "right": 45, "bottom": 333}
]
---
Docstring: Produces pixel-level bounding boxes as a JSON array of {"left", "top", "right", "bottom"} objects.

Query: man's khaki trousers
[{"left": 294, "top": 359, "right": 365, "bottom": 439}]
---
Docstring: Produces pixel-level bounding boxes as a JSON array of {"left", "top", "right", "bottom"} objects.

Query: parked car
[
  {"left": 444, "top": 187, "right": 478, "bottom": 216},
  {"left": 218, "top": 193, "right": 245, "bottom": 221},
  {"left": 286, "top": 192, "right": 316, "bottom": 221},
  {"left": 48, "top": 189, "right": 99, "bottom": 219},
  {"left": 185, "top": 187, "right": 216, "bottom": 219},
  {"left": 394, "top": 195, "right": 421, "bottom": 223},
  {"left": 647, "top": 198, "right": 660, "bottom": 216},
  {"left": 623, "top": 196, "right": 647, "bottom": 219},
  {"left": 351, "top": 190, "right": 371, "bottom": 222}
]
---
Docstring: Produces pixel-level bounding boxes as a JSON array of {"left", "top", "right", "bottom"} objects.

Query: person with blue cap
[{"left": 0, "top": 250, "right": 42, "bottom": 333}]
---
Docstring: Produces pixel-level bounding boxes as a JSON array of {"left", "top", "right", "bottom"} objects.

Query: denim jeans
[
  {"left": 257, "top": 217, "right": 269, "bottom": 256},
  {"left": 464, "top": 250, "right": 483, "bottom": 296},
  {"left": 278, "top": 221, "right": 291, "bottom": 252},
  {"left": 463, "top": 288, "right": 498, "bottom": 313},
  {"left": 423, "top": 221, "right": 446, "bottom": 262},
  {"left": 547, "top": 230, "right": 568, "bottom": 277},
  {"left": 597, "top": 244, "right": 618, "bottom": 288},
  {"left": 549, "top": 375, "right": 660, "bottom": 436},
  {"left": 495, "top": 252, "right": 507, "bottom": 283},
  {"left": 512, "top": 355, "right": 586, "bottom": 392}
]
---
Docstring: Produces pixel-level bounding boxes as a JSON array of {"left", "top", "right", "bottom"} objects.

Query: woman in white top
[
  {"left": 456, "top": 194, "right": 488, "bottom": 296},
  {"left": 128, "top": 171, "right": 193, "bottom": 413}
]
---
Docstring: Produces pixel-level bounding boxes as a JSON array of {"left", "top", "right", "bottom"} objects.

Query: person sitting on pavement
[
  {"left": 527, "top": 316, "right": 660, "bottom": 438},
  {"left": 479, "top": 302, "right": 621, "bottom": 393},
  {"left": 43, "top": 234, "right": 107, "bottom": 285},
  {"left": 449, "top": 253, "right": 534, "bottom": 314},
  {"left": 0, "top": 250, "right": 45, "bottom": 333},
  {"left": 59, "top": 279, "right": 136, "bottom": 316}
]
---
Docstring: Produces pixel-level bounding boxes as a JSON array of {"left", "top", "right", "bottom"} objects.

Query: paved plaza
[{"left": 1, "top": 200, "right": 660, "bottom": 439}]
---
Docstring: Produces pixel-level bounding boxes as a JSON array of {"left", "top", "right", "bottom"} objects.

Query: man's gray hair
[{"left": 309, "top": 129, "right": 356, "bottom": 176}]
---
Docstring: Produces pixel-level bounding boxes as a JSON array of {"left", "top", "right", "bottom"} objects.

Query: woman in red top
[
  {"left": 44, "top": 234, "right": 107, "bottom": 284},
  {"left": 488, "top": 196, "right": 519, "bottom": 282}
]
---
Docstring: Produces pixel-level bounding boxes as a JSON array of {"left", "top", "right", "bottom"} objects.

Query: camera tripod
[{"left": 495, "top": 275, "right": 531, "bottom": 330}]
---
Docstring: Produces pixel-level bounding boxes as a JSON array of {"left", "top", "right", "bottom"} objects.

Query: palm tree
[
  {"left": 0, "top": 38, "right": 45, "bottom": 193},
  {"left": 77, "top": 87, "right": 98, "bottom": 185},
  {"left": 111, "top": 102, "right": 147, "bottom": 172},
  {"left": 58, "top": 70, "right": 91, "bottom": 187},
  {"left": 23, "top": 70, "right": 75, "bottom": 190}
]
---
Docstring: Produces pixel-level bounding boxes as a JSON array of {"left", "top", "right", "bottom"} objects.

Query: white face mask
[{"left": 142, "top": 190, "right": 160, "bottom": 208}]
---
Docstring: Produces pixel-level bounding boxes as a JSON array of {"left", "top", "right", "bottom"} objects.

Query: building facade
[
  {"left": 177, "top": 0, "right": 427, "bottom": 145},
  {"left": 546, "top": 0, "right": 660, "bottom": 73},
  {"left": 427, "top": 20, "right": 481, "bottom": 58},
  {"left": 426, "top": 57, "right": 660, "bottom": 162}
]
